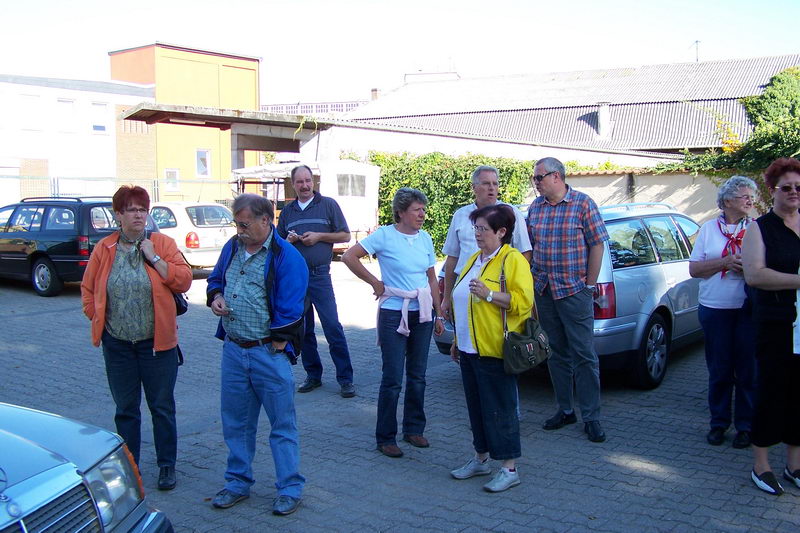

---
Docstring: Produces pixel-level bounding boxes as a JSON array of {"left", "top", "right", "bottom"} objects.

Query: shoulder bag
[{"left": 499, "top": 255, "right": 550, "bottom": 375}]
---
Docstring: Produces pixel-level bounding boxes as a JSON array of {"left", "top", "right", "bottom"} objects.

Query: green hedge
[{"left": 367, "top": 151, "right": 534, "bottom": 254}]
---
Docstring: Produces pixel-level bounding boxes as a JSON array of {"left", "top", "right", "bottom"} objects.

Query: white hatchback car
[{"left": 150, "top": 202, "right": 236, "bottom": 268}]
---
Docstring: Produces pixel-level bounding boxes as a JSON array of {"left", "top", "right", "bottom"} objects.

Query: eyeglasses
[
  {"left": 776, "top": 184, "right": 800, "bottom": 193},
  {"left": 472, "top": 225, "right": 491, "bottom": 233},
  {"left": 124, "top": 208, "right": 148, "bottom": 214},
  {"left": 532, "top": 171, "right": 556, "bottom": 182},
  {"left": 732, "top": 195, "right": 753, "bottom": 201},
  {"left": 234, "top": 220, "right": 252, "bottom": 229}
]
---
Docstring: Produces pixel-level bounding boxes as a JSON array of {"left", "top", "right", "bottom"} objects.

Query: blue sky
[{"left": 2, "top": 0, "right": 798, "bottom": 103}]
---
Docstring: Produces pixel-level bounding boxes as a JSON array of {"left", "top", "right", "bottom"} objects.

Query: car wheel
[
  {"left": 435, "top": 341, "right": 452, "bottom": 355},
  {"left": 31, "top": 257, "right": 63, "bottom": 297},
  {"left": 631, "top": 314, "right": 669, "bottom": 389}
]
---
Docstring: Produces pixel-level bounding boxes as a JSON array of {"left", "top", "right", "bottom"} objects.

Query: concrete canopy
[{"left": 120, "top": 102, "right": 336, "bottom": 168}]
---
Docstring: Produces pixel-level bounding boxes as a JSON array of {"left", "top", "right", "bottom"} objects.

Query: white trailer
[{"left": 232, "top": 159, "right": 380, "bottom": 253}]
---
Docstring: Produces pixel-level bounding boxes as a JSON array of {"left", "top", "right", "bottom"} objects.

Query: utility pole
[{"left": 693, "top": 40, "right": 700, "bottom": 62}]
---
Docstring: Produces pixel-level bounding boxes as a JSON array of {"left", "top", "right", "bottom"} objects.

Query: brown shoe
[
  {"left": 403, "top": 434, "right": 430, "bottom": 448},
  {"left": 377, "top": 444, "right": 404, "bottom": 458}
]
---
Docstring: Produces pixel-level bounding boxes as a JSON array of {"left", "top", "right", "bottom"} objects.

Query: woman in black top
[{"left": 742, "top": 157, "right": 800, "bottom": 496}]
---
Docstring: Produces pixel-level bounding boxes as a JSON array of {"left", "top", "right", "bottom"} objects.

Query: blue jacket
[{"left": 207, "top": 228, "right": 309, "bottom": 361}]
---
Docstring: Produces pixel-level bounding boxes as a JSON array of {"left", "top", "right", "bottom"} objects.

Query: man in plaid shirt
[{"left": 526, "top": 157, "right": 609, "bottom": 443}]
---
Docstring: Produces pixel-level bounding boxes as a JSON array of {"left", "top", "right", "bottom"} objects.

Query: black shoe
[
  {"left": 706, "top": 427, "right": 726, "bottom": 446},
  {"left": 212, "top": 489, "right": 249, "bottom": 509},
  {"left": 157, "top": 466, "right": 176, "bottom": 491},
  {"left": 751, "top": 470, "right": 784, "bottom": 495},
  {"left": 542, "top": 410, "right": 577, "bottom": 430},
  {"left": 298, "top": 378, "right": 322, "bottom": 393},
  {"left": 584, "top": 421, "right": 606, "bottom": 443},
  {"left": 273, "top": 495, "right": 301, "bottom": 516},
  {"left": 783, "top": 467, "right": 800, "bottom": 489},
  {"left": 340, "top": 382, "right": 356, "bottom": 398},
  {"left": 732, "top": 431, "right": 751, "bottom": 449}
]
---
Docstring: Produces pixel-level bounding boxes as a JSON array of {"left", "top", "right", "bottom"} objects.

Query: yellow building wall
[{"left": 149, "top": 46, "right": 260, "bottom": 202}]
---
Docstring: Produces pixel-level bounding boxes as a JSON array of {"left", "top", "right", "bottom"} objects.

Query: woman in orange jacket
[{"left": 81, "top": 185, "right": 191, "bottom": 491}]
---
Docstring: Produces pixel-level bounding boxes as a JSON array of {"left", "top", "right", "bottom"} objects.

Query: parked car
[
  {"left": 0, "top": 402, "right": 172, "bottom": 532},
  {"left": 150, "top": 202, "right": 236, "bottom": 268},
  {"left": 434, "top": 202, "right": 703, "bottom": 389},
  {"left": 0, "top": 197, "right": 159, "bottom": 296}
]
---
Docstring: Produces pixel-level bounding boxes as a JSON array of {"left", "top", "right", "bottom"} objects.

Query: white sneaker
[
  {"left": 450, "top": 457, "right": 492, "bottom": 480},
  {"left": 483, "top": 468, "right": 520, "bottom": 492}
]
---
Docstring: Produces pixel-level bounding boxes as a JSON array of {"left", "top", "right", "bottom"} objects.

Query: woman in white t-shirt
[
  {"left": 342, "top": 187, "right": 444, "bottom": 459},
  {"left": 689, "top": 175, "right": 758, "bottom": 449}
]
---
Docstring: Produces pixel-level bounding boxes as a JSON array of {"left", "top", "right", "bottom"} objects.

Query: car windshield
[{"left": 185, "top": 205, "right": 233, "bottom": 227}]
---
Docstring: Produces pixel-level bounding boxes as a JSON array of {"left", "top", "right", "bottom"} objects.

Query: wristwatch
[
  {"left": 486, "top": 290, "right": 494, "bottom": 303},
  {"left": 151, "top": 254, "right": 161, "bottom": 264}
]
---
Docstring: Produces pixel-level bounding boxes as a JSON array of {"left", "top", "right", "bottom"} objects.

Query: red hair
[
  {"left": 112, "top": 185, "right": 150, "bottom": 212},
  {"left": 764, "top": 158, "right": 800, "bottom": 189}
]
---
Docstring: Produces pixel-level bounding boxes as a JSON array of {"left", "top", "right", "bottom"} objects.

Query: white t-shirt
[
  {"left": 359, "top": 225, "right": 436, "bottom": 311},
  {"left": 442, "top": 202, "right": 532, "bottom": 276},
  {"left": 689, "top": 218, "right": 748, "bottom": 309},
  {"left": 452, "top": 247, "right": 500, "bottom": 354}
]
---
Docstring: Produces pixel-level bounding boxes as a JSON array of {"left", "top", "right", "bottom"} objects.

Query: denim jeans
[
  {"left": 300, "top": 265, "right": 353, "bottom": 384},
  {"left": 220, "top": 339, "right": 305, "bottom": 498},
  {"left": 101, "top": 330, "right": 178, "bottom": 467},
  {"left": 376, "top": 309, "right": 433, "bottom": 445},
  {"left": 460, "top": 352, "right": 521, "bottom": 460},
  {"left": 698, "top": 304, "right": 756, "bottom": 432},
  {"left": 538, "top": 285, "right": 602, "bottom": 421}
]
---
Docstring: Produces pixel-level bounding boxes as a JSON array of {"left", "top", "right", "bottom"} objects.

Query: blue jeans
[
  {"left": 101, "top": 330, "right": 178, "bottom": 467},
  {"left": 698, "top": 304, "right": 756, "bottom": 432},
  {"left": 301, "top": 265, "right": 353, "bottom": 384},
  {"left": 220, "top": 339, "right": 305, "bottom": 498},
  {"left": 460, "top": 352, "right": 521, "bottom": 460},
  {"left": 376, "top": 309, "right": 433, "bottom": 445},
  {"left": 538, "top": 285, "right": 602, "bottom": 422}
]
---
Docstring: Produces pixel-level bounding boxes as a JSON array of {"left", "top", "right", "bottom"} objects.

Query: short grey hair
[
  {"left": 471, "top": 165, "right": 499, "bottom": 185},
  {"left": 536, "top": 157, "right": 566, "bottom": 180},
  {"left": 392, "top": 187, "right": 428, "bottom": 222},
  {"left": 717, "top": 175, "right": 757, "bottom": 209},
  {"left": 232, "top": 193, "right": 274, "bottom": 222},
  {"left": 290, "top": 164, "right": 313, "bottom": 182}
]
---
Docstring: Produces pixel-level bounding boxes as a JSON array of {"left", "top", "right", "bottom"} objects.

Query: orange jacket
[{"left": 81, "top": 232, "right": 192, "bottom": 351}]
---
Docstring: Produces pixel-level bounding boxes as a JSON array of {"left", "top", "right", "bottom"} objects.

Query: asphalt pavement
[{"left": 1, "top": 262, "right": 798, "bottom": 532}]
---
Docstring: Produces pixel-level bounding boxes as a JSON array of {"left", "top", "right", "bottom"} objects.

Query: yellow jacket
[{"left": 452, "top": 244, "right": 534, "bottom": 358}]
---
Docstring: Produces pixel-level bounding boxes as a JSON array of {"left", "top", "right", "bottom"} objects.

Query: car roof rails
[
  {"left": 600, "top": 202, "right": 675, "bottom": 212},
  {"left": 20, "top": 196, "right": 114, "bottom": 203}
]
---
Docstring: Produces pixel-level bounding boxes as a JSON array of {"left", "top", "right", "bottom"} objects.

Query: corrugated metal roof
[
  {"left": 0, "top": 74, "right": 155, "bottom": 97},
  {"left": 352, "top": 99, "right": 750, "bottom": 151},
  {"left": 349, "top": 54, "right": 800, "bottom": 117}
]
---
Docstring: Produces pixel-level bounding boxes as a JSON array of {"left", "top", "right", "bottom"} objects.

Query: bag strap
[{"left": 500, "top": 253, "right": 508, "bottom": 337}]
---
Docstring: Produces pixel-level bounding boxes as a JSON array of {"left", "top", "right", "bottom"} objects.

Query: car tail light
[
  {"left": 186, "top": 232, "right": 200, "bottom": 249},
  {"left": 78, "top": 235, "right": 89, "bottom": 257},
  {"left": 593, "top": 282, "right": 616, "bottom": 319}
]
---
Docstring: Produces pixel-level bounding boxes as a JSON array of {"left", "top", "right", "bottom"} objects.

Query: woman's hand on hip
[{"left": 371, "top": 280, "right": 385, "bottom": 299}]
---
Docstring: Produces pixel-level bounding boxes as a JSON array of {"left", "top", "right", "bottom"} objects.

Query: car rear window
[
  {"left": 90, "top": 206, "right": 118, "bottom": 231},
  {"left": 186, "top": 205, "right": 233, "bottom": 227},
  {"left": 44, "top": 207, "right": 77, "bottom": 231},
  {"left": 606, "top": 219, "right": 657, "bottom": 269}
]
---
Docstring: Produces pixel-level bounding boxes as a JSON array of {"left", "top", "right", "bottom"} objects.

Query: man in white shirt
[{"left": 441, "top": 165, "right": 532, "bottom": 320}]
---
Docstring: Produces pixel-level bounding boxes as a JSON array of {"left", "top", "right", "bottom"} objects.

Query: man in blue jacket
[{"left": 206, "top": 193, "right": 308, "bottom": 516}]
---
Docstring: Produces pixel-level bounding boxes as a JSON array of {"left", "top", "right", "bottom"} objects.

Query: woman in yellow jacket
[{"left": 448, "top": 204, "right": 534, "bottom": 493}]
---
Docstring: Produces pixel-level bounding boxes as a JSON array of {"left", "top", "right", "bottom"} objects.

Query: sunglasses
[
  {"left": 776, "top": 184, "right": 800, "bottom": 193},
  {"left": 532, "top": 171, "right": 556, "bottom": 182}
]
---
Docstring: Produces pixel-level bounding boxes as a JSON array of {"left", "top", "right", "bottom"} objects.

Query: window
[
  {"left": 673, "top": 216, "right": 700, "bottom": 252},
  {"left": 91, "top": 102, "right": 109, "bottom": 133},
  {"left": 90, "top": 206, "right": 118, "bottom": 230},
  {"left": 56, "top": 99, "right": 76, "bottom": 133},
  {"left": 20, "top": 94, "right": 43, "bottom": 131},
  {"left": 151, "top": 207, "right": 177, "bottom": 229},
  {"left": 606, "top": 219, "right": 657, "bottom": 269},
  {"left": 0, "top": 206, "right": 15, "bottom": 232},
  {"left": 336, "top": 174, "right": 366, "bottom": 197},
  {"left": 44, "top": 207, "right": 76, "bottom": 231},
  {"left": 196, "top": 150, "right": 211, "bottom": 178},
  {"left": 186, "top": 205, "right": 233, "bottom": 227},
  {"left": 165, "top": 168, "right": 179, "bottom": 192},
  {"left": 8, "top": 206, "right": 45, "bottom": 232},
  {"left": 643, "top": 217, "right": 684, "bottom": 262}
]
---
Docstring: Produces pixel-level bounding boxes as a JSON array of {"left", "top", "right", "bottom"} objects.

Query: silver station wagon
[{"left": 434, "top": 202, "right": 703, "bottom": 390}]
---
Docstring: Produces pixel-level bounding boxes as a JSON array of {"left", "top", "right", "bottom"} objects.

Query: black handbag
[
  {"left": 174, "top": 292, "right": 188, "bottom": 316},
  {"left": 499, "top": 257, "right": 550, "bottom": 375}
]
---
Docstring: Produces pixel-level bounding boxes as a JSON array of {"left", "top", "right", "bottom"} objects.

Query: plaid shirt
[
  {"left": 527, "top": 186, "right": 608, "bottom": 299},
  {"left": 223, "top": 235, "right": 272, "bottom": 341}
]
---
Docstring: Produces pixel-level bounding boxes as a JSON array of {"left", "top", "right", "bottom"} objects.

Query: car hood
[{"left": 0, "top": 403, "right": 121, "bottom": 486}]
